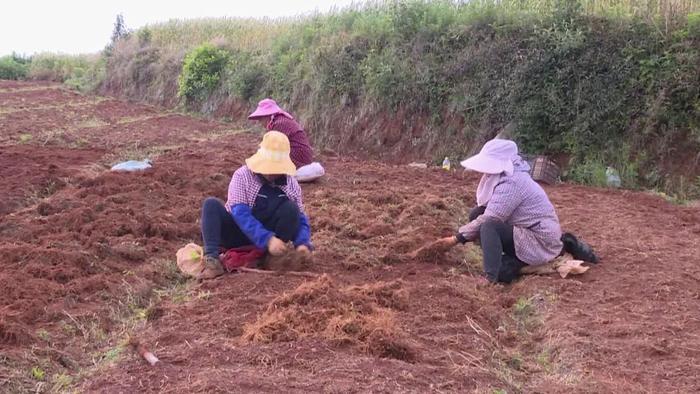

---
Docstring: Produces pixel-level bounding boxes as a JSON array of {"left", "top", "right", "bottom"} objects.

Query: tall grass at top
[
  {"left": 142, "top": 17, "right": 301, "bottom": 52},
  {"left": 139, "top": 0, "right": 699, "bottom": 51}
]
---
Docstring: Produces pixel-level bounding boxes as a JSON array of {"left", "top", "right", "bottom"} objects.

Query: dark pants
[
  {"left": 470, "top": 206, "right": 527, "bottom": 283},
  {"left": 200, "top": 197, "right": 300, "bottom": 257}
]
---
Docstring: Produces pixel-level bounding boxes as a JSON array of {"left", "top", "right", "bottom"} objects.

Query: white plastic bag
[
  {"left": 606, "top": 167, "right": 621, "bottom": 188},
  {"left": 111, "top": 159, "right": 153, "bottom": 172},
  {"left": 296, "top": 162, "right": 325, "bottom": 183}
]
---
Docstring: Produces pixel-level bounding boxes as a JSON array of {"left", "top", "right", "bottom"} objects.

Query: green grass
[
  {"left": 100, "top": 345, "right": 125, "bottom": 364},
  {"left": 138, "top": 0, "right": 699, "bottom": 52},
  {"left": 18, "top": 134, "right": 33, "bottom": 143},
  {"left": 30, "top": 366, "right": 45, "bottom": 381},
  {"left": 536, "top": 349, "right": 553, "bottom": 372},
  {"left": 51, "top": 373, "right": 73, "bottom": 392},
  {"left": 143, "top": 17, "right": 299, "bottom": 52},
  {"left": 36, "top": 329, "right": 50, "bottom": 342},
  {"left": 513, "top": 297, "right": 536, "bottom": 322}
]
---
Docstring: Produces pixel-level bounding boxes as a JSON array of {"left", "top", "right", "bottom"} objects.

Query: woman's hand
[
  {"left": 267, "top": 236, "right": 288, "bottom": 256},
  {"left": 296, "top": 245, "right": 311, "bottom": 254},
  {"left": 437, "top": 236, "right": 459, "bottom": 248}
]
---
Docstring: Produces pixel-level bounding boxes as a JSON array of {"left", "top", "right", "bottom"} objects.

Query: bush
[
  {"left": 27, "top": 53, "right": 102, "bottom": 84},
  {"left": 360, "top": 47, "right": 410, "bottom": 109},
  {"left": 222, "top": 50, "right": 267, "bottom": 101},
  {"left": 687, "top": 12, "right": 700, "bottom": 39},
  {"left": 0, "top": 55, "right": 28, "bottom": 80},
  {"left": 137, "top": 28, "right": 152, "bottom": 47},
  {"left": 177, "top": 43, "right": 230, "bottom": 103},
  {"left": 565, "top": 156, "right": 608, "bottom": 187},
  {"left": 64, "top": 57, "right": 106, "bottom": 92}
]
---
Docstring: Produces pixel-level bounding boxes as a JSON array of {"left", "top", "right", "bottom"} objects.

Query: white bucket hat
[{"left": 461, "top": 139, "right": 519, "bottom": 175}]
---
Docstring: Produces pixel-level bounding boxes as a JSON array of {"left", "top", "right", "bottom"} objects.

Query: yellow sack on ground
[
  {"left": 176, "top": 243, "right": 205, "bottom": 277},
  {"left": 555, "top": 259, "right": 589, "bottom": 278},
  {"left": 520, "top": 253, "right": 590, "bottom": 278}
]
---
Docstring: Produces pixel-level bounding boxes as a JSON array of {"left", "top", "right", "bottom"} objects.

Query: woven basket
[{"left": 523, "top": 155, "right": 560, "bottom": 185}]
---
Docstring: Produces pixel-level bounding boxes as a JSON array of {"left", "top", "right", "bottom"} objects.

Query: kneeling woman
[
  {"left": 198, "top": 131, "right": 312, "bottom": 279},
  {"left": 442, "top": 139, "right": 564, "bottom": 283}
]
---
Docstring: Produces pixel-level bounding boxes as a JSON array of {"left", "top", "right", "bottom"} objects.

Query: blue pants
[{"left": 200, "top": 197, "right": 300, "bottom": 257}]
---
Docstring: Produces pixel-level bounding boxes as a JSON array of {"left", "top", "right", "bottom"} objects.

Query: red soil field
[{"left": 1, "top": 80, "right": 698, "bottom": 393}]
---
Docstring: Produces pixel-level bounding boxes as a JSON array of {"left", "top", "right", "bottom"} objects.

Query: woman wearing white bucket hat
[{"left": 435, "top": 139, "right": 597, "bottom": 283}]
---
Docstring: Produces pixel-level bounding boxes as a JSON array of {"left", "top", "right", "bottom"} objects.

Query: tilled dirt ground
[{"left": 1, "top": 80, "right": 699, "bottom": 393}]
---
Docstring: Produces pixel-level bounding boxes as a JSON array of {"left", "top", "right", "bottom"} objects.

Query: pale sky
[{"left": 0, "top": 0, "right": 359, "bottom": 56}]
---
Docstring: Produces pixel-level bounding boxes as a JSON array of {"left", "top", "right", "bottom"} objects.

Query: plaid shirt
[
  {"left": 458, "top": 170, "right": 563, "bottom": 265},
  {"left": 267, "top": 115, "right": 313, "bottom": 168},
  {"left": 225, "top": 165, "right": 305, "bottom": 213}
]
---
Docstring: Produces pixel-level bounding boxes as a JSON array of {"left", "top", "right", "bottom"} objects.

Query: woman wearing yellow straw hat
[{"left": 198, "top": 131, "right": 312, "bottom": 279}]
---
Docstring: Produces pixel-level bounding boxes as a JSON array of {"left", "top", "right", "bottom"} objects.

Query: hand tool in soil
[{"left": 233, "top": 266, "right": 319, "bottom": 278}]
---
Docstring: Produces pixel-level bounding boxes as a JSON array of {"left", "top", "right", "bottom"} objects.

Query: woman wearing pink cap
[
  {"left": 249, "top": 98, "right": 324, "bottom": 182},
  {"left": 435, "top": 139, "right": 597, "bottom": 283}
]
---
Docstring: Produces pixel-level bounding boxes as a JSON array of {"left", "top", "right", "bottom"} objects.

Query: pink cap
[{"left": 248, "top": 98, "right": 293, "bottom": 120}]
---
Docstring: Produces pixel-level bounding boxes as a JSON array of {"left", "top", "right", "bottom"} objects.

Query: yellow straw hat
[{"left": 245, "top": 131, "right": 297, "bottom": 176}]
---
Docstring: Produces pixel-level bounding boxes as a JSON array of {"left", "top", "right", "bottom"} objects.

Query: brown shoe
[{"left": 197, "top": 255, "right": 225, "bottom": 280}]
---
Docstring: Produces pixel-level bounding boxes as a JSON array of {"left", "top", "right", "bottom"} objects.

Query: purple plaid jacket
[
  {"left": 225, "top": 165, "right": 305, "bottom": 213},
  {"left": 267, "top": 116, "right": 313, "bottom": 168},
  {"left": 458, "top": 164, "right": 563, "bottom": 265}
]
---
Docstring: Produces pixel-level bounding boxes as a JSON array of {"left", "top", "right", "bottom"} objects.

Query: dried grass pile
[{"left": 241, "top": 274, "right": 414, "bottom": 360}]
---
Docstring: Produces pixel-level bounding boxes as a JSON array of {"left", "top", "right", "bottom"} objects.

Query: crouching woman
[
  {"left": 439, "top": 139, "right": 564, "bottom": 284},
  {"left": 198, "top": 131, "right": 312, "bottom": 279}
]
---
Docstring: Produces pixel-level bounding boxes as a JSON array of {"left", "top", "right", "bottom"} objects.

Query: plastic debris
[
  {"left": 110, "top": 159, "right": 153, "bottom": 172},
  {"left": 606, "top": 167, "right": 621, "bottom": 188},
  {"left": 296, "top": 162, "right": 325, "bottom": 183},
  {"left": 442, "top": 157, "right": 451, "bottom": 171},
  {"left": 408, "top": 162, "right": 428, "bottom": 169}
]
